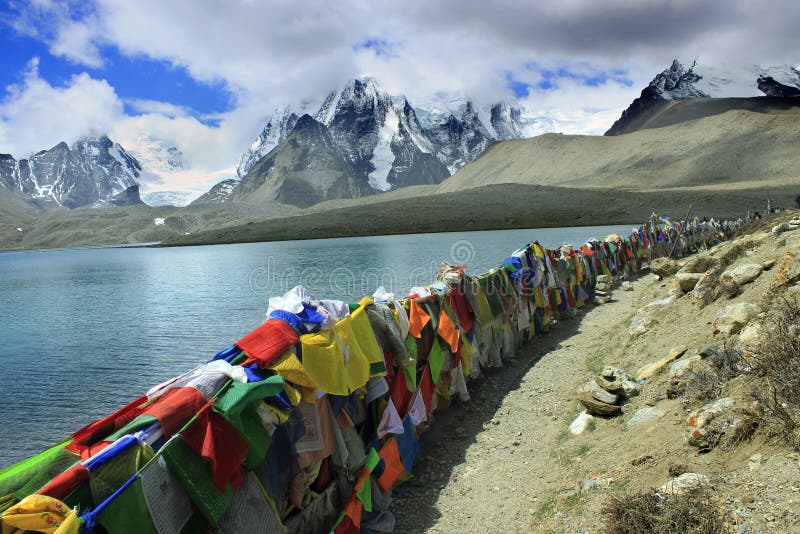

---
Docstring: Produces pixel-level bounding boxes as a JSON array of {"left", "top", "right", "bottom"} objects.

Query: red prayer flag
[{"left": 237, "top": 319, "right": 300, "bottom": 368}]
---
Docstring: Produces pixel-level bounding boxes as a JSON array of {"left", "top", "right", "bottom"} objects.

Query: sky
[{"left": 1, "top": 0, "right": 799, "bottom": 196}]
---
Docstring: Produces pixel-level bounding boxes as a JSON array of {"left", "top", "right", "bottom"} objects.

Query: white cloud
[
  {"left": 3, "top": 0, "right": 800, "bottom": 195},
  {"left": 0, "top": 58, "right": 123, "bottom": 156}
]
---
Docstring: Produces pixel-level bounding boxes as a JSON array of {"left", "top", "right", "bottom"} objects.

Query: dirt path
[
  {"left": 391, "top": 272, "right": 652, "bottom": 533},
  {"left": 391, "top": 217, "right": 800, "bottom": 533}
]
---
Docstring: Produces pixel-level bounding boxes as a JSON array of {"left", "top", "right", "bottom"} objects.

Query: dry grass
[
  {"left": 601, "top": 487, "right": 726, "bottom": 534},
  {"left": 747, "top": 296, "right": 800, "bottom": 449}
]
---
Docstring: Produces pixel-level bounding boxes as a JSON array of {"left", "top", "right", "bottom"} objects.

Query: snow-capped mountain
[
  {"left": 128, "top": 134, "right": 187, "bottom": 173},
  {"left": 220, "top": 78, "right": 530, "bottom": 206},
  {"left": 141, "top": 190, "right": 196, "bottom": 207},
  {"left": 0, "top": 135, "right": 143, "bottom": 208},
  {"left": 606, "top": 59, "right": 800, "bottom": 135}
]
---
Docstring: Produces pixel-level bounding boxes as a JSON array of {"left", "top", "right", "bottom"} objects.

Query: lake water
[{"left": 0, "top": 224, "right": 632, "bottom": 467}]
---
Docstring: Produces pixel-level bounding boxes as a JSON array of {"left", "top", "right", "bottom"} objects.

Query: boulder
[
  {"left": 691, "top": 269, "right": 721, "bottom": 305},
  {"left": 721, "top": 263, "right": 763, "bottom": 286},
  {"left": 627, "top": 407, "right": 665, "bottom": 427},
  {"left": 680, "top": 253, "right": 721, "bottom": 274},
  {"left": 650, "top": 257, "right": 680, "bottom": 279},
  {"left": 569, "top": 411, "right": 595, "bottom": 435},
  {"left": 685, "top": 397, "right": 743, "bottom": 450},
  {"left": 621, "top": 380, "right": 642, "bottom": 398},
  {"left": 773, "top": 222, "right": 791, "bottom": 236},
  {"left": 667, "top": 355, "right": 714, "bottom": 398},
  {"left": 675, "top": 272, "right": 703, "bottom": 292},
  {"left": 773, "top": 251, "right": 800, "bottom": 288},
  {"left": 697, "top": 344, "right": 719, "bottom": 358},
  {"left": 712, "top": 302, "right": 759, "bottom": 337},
  {"left": 628, "top": 296, "right": 674, "bottom": 338},
  {"left": 596, "top": 274, "right": 612, "bottom": 284},
  {"left": 659, "top": 473, "right": 711, "bottom": 496},
  {"left": 737, "top": 323, "right": 763, "bottom": 348},
  {"left": 637, "top": 347, "right": 688, "bottom": 380}
]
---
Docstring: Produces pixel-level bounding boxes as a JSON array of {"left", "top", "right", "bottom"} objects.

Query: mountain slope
[
  {"left": 438, "top": 103, "right": 800, "bottom": 194},
  {"left": 0, "top": 136, "right": 143, "bottom": 208},
  {"left": 607, "top": 60, "right": 800, "bottom": 135}
]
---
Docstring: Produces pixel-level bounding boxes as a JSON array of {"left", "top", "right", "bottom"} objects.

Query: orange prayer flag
[
  {"left": 407, "top": 300, "right": 431, "bottom": 339},
  {"left": 377, "top": 438, "right": 404, "bottom": 492},
  {"left": 437, "top": 309, "right": 460, "bottom": 352}
]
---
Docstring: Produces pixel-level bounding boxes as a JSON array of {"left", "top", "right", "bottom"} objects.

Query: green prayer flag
[{"left": 428, "top": 338, "right": 445, "bottom": 384}]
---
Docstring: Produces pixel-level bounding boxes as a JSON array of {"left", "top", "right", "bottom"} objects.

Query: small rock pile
[
  {"left": 594, "top": 274, "right": 614, "bottom": 303},
  {"left": 577, "top": 366, "right": 641, "bottom": 416}
]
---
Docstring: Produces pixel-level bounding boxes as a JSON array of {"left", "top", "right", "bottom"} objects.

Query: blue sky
[{"left": 0, "top": 0, "right": 796, "bottom": 195}]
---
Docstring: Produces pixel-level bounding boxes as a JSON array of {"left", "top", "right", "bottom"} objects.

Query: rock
[
  {"left": 650, "top": 257, "right": 680, "bottom": 279},
  {"left": 629, "top": 311, "right": 655, "bottom": 337},
  {"left": 721, "top": 263, "right": 764, "bottom": 286},
  {"left": 773, "top": 251, "right": 800, "bottom": 288},
  {"left": 578, "top": 390, "right": 622, "bottom": 416},
  {"left": 659, "top": 473, "right": 711, "bottom": 496},
  {"left": 675, "top": 272, "right": 704, "bottom": 292},
  {"left": 569, "top": 411, "right": 595, "bottom": 435},
  {"left": 594, "top": 366, "right": 634, "bottom": 393},
  {"left": 680, "top": 253, "right": 721, "bottom": 274},
  {"left": 685, "top": 397, "right": 744, "bottom": 450},
  {"left": 691, "top": 269, "right": 721, "bottom": 305},
  {"left": 596, "top": 274, "right": 612, "bottom": 284},
  {"left": 772, "top": 222, "right": 791, "bottom": 236},
  {"left": 579, "top": 380, "right": 619, "bottom": 404},
  {"left": 637, "top": 347, "right": 688, "bottom": 380},
  {"left": 667, "top": 463, "right": 688, "bottom": 477},
  {"left": 667, "top": 355, "right": 714, "bottom": 398},
  {"left": 621, "top": 380, "right": 641, "bottom": 398},
  {"left": 627, "top": 407, "right": 666, "bottom": 427},
  {"left": 737, "top": 323, "right": 763, "bottom": 348},
  {"left": 621, "top": 281, "right": 634, "bottom": 291},
  {"left": 712, "top": 302, "right": 759, "bottom": 337},
  {"left": 762, "top": 258, "right": 776, "bottom": 270}
]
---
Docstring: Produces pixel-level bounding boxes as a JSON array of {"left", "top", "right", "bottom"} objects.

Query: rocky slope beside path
[{"left": 391, "top": 212, "right": 800, "bottom": 533}]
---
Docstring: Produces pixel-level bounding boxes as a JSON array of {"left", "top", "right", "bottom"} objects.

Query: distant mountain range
[
  {"left": 0, "top": 135, "right": 143, "bottom": 208},
  {"left": 606, "top": 59, "right": 800, "bottom": 135},
  {"left": 2, "top": 62, "right": 799, "bottom": 214}
]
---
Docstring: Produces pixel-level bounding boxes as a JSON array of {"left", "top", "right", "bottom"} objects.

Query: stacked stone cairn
[{"left": 577, "top": 366, "right": 642, "bottom": 416}]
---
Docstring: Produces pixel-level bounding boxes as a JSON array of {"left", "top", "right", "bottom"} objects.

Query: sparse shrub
[
  {"left": 601, "top": 487, "right": 726, "bottom": 534},
  {"left": 747, "top": 296, "right": 800, "bottom": 449}
]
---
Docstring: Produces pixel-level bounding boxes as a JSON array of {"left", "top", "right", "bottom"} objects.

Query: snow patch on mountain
[
  {"left": 142, "top": 190, "right": 196, "bottom": 207},
  {"left": 368, "top": 106, "right": 398, "bottom": 191}
]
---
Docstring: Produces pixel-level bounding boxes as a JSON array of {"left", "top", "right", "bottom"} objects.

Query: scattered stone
[
  {"left": 675, "top": 272, "right": 704, "bottom": 292},
  {"left": 621, "top": 281, "right": 634, "bottom": 291},
  {"left": 628, "top": 311, "right": 656, "bottom": 337},
  {"left": 659, "top": 473, "right": 712, "bottom": 496},
  {"left": 773, "top": 222, "right": 791, "bottom": 236},
  {"left": 569, "top": 411, "right": 595, "bottom": 435},
  {"left": 680, "top": 253, "right": 721, "bottom": 274},
  {"left": 712, "top": 303, "right": 759, "bottom": 337},
  {"left": 762, "top": 258, "right": 776, "bottom": 270},
  {"left": 637, "top": 347, "right": 688, "bottom": 380},
  {"left": 578, "top": 390, "right": 622, "bottom": 416},
  {"left": 721, "top": 263, "right": 764, "bottom": 286},
  {"left": 579, "top": 380, "right": 618, "bottom": 405},
  {"left": 627, "top": 406, "right": 666, "bottom": 427},
  {"left": 650, "top": 257, "right": 680, "bottom": 279},
  {"left": 685, "top": 397, "right": 744, "bottom": 450}
]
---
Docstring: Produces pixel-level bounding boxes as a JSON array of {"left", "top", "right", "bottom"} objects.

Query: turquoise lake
[{"left": 0, "top": 224, "right": 633, "bottom": 467}]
